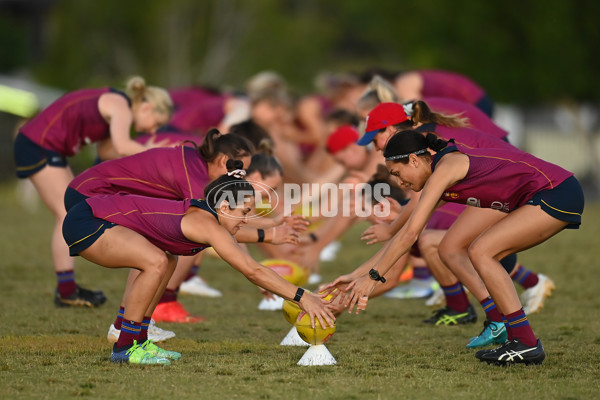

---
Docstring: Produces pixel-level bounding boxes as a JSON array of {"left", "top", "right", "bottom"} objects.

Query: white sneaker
[
  {"left": 148, "top": 318, "right": 176, "bottom": 342},
  {"left": 179, "top": 276, "right": 222, "bottom": 297},
  {"left": 425, "top": 287, "right": 445, "bottom": 307},
  {"left": 307, "top": 273, "right": 322, "bottom": 285},
  {"left": 384, "top": 277, "right": 439, "bottom": 299},
  {"left": 106, "top": 319, "right": 176, "bottom": 343},
  {"left": 107, "top": 324, "right": 120, "bottom": 343},
  {"left": 319, "top": 241, "right": 341, "bottom": 262},
  {"left": 521, "top": 274, "right": 555, "bottom": 314}
]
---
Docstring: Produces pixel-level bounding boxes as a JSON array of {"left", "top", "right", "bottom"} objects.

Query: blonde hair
[
  {"left": 356, "top": 75, "right": 399, "bottom": 115},
  {"left": 246, "top": 71, "right": 288, "bottom": 102},
  {"left": 125, "top": 76, "right": 173, "bottom": 118}
]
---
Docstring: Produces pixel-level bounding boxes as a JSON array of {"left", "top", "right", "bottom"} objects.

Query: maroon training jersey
[
  {"left": 434, "top": 146, "right": 573, "bottom": 213},
  {"left": 69, "top": 146, "right": 210, "bottom": 200},
  {"left": 416, "top": 124, "right": 513, "bottom": 151},
  {"left": 87, "top": 195, "right": 214, "bottom": 256},
  {"left": 419, "top": 70, "right": 486, "bottom": 105},
  {"left": 134, "top": 132, "right": 203, "bottom": 148},
  {"left": 168, "top": 87, "right": 226, "bottom": 134},
  {"left": 21, "top": 88, "right": 112, "bottom": 156}
]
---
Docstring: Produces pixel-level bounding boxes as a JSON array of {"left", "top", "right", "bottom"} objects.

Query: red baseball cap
[
  {"left": 358, "top": 102, "right": 408, "bottom": 146},
  {"left": 326, "top": 125, "right": 360, "bottom": 154}
]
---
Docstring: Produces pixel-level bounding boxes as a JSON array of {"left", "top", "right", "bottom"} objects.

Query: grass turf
[{"left": 1, "top": 181, "right": 599, "bottom": 400}]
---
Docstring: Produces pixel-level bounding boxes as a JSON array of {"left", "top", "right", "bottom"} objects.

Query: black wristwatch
[
  {"left": 369, "top": 268, "right": 386, "bottom": 283},
  {"left": 294, "top": 287, "right": 305, "bottom": 302}
]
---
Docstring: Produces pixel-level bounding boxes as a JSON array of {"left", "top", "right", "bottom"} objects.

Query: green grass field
[{"left": 1, "top": 180, "right": 599, "bottom": 400}]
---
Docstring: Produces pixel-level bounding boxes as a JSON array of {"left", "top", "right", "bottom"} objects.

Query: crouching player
[{"left": 62, "top": 160, "right": 335, "bottom": 365}]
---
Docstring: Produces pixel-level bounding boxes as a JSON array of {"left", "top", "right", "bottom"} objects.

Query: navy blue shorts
[
  {"left": 14, "top": 133, "right": 67, "bottom": 178},
  {"left": 526, "top": 175, "right": 584, "bottom": 229},
  {"left": 64, "top": 187, "right": 90, "bottom": 212},
  {"left": 62, "top": 201, "right": 115, "bottom": 256},
  {"left": 475, "top": 95, "right": 494, "bottom": 118}
]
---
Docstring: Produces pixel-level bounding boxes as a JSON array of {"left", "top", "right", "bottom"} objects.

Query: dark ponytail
[
  {"left": 229, "top": 119, "right": 272, "bottom": 149},
  {"left": 199, "top": 128, "right": 255, "bottom": 163},
  {"left": 383, "top": 130, "right": 450, "bottom": 164},
  {"left": 203, "top": 158, "right": 255, "bottom": 211},
  {"left": 247, "top": 139, "right": 283, "bottom": 178}
]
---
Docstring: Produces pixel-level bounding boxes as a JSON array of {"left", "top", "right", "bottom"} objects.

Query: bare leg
[
  {"left": 468, "top": 205, "right": 567, "bottom": 315},
  {"left": 80, "top": 226, "right": 170, "bottom": 322},
  {"left": 438, "top": 208, "right": 506, "bottom": 303},
  {"left": 29, "top": 165, "right": 74, "bottom": 273},
  {"left": 166, "top": 255, "right": 196, "bottom": 291},
  {"left": 418, "top": 229, "right": 458, "bottom": 286}
]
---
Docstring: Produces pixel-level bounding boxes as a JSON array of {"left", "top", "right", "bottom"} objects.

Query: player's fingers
[{"left": 356, "top": 296, "right": 368, "bottom": 314}]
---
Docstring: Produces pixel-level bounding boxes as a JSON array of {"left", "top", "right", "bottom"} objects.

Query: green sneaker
[
  {"left": 466, "top": 320, "right": 507, "bottom": 348},
  {"left": 111, "top": 341, "right": 171, "bottom": 365},
  {"left": 140, "top": 339, "right": 181, "bottom": 360},
  {"left": 423, "top": 305, "right": 477, "bottom": 325}
]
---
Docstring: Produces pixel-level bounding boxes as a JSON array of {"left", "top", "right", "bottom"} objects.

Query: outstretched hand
[
  {"left": 318, "top": 274, "right": 354, "bottom": 304},
  {"left": 271, "top": 224, "right": 300, "bottom": 245},
  {"left": 361, "top": 221, "right": 394, "bottom": 245},
  {"left": 299, "top": 292, "right": 336, "bottom": 329},
  {"left": 281, "top": 215, "right": 310, "bottom": 232}
]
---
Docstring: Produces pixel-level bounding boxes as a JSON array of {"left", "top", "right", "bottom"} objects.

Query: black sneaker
[
  {"left": 423, "top": 304, "right": 477, "bottom": 325},
  {"left": 477, "top": 338, "right": 545, "bottom": 365},
  {"left": 54, "top": 285, "right": 107, "bottom": 308}
]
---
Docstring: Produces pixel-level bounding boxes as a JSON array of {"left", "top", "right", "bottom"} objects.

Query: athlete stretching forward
[
  {"left": 323, "top": 131, "right": 583, "bottom": 365},
  {"left": 62, "top": 160, "right": 335, "bottom": 365}
]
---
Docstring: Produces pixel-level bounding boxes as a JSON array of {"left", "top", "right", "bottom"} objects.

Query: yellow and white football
[
  {"left": 295, "top": 311, "right": 336, "bottom": 345},
  {"left": 261, "top": 259, "right": 308, "bottom": 286},
  {"left": 282, "top": 299, "right": 303, "bottom": 325}
]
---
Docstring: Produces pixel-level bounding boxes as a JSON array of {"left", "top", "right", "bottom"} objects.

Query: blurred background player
[{"left": 13, "top": 76, "right": 173, "bottom": 308}]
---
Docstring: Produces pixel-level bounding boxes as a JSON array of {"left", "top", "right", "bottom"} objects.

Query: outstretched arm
[
  {"left": 324, "top": 153, "right": 468, "bottom": 313},
  {"left": 181, "top": 211, "right": 335, "bottom": 328}
]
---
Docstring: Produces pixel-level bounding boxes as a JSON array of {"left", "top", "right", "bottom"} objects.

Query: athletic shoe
[
  {"left": 307, "top": 274, "right": 322, "bottom": 285},
  {"left": 384, "top": 277, "right": 440, "bottom": 299},
  {"left": 107, "top": 324, "right": 120, "bottom": 343},
  {"left": 152, "top": 301, "right": 205, "bottom": 323},
  {"left": 110, "top": 341, "right": 170, "bottom": 365},
  {"left": 148, "top": 319, "right": 176, "bottom": 341},
  {"left": 319, "top": 241, "right": 341, "bottom": 262},
  {"left": 424, "top": 287, "right": 445, "bottom": 307},
  {"left": 476, "top": 338, "right": 545, "bottom": 365},
  {"left": 140, "top": 339, "right": 181, "bottom": 360},
  {"left": 521, "top": 274, "right": 555, "bottom": 314},
  {"left": 179, "top": 276, "right": 222, "bottom": 297},
  {"left": 54, "top": 285, "right": 106, "bottom": 308},
  {"left": 466, "top": 320, "right": 507, "bottom": 348},
  {"left": 423, "top": 304, "right": 477, "bottom": 325},
  {"left": 106, "top": 319, "right": 176, "bottom": 343}
]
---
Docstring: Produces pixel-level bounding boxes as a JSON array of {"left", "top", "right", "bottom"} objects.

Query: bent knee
[
  {"left": 467, "top": 241, "right": 491, "bottom": 269},
  {"left": 144, "top": 251, "right": 170, "bottom": 275}
]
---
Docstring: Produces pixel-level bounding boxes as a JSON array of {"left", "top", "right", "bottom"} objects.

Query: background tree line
[{"left": 1, "top": 0, "right": 599, "bottom": 104}]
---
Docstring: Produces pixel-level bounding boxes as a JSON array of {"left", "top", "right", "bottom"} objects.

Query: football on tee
[
  {"left": 295, "top": 311, "right": 336, "bottom": 345},
  {"left": 261, "top": 259, "right": 308, "bottom": 286},
  {"left": 282, "top": 299, "right": 303, "bottom": 325}
]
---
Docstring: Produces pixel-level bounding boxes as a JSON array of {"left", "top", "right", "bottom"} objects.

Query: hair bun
[{"left": 226, "top": 159, "right": 244, "bottom": 172}]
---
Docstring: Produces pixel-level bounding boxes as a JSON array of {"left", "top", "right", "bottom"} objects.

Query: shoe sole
[
  {"left": 55, "top": 299, "right": 96, "bottom": 308},
  {"left": 481, "top": 360, "right": 544, "bottom": 366}
]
